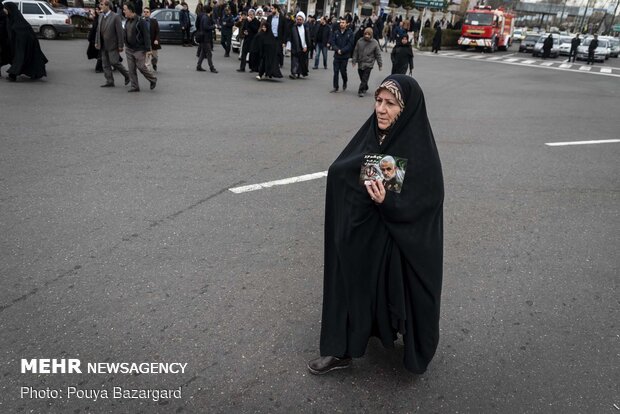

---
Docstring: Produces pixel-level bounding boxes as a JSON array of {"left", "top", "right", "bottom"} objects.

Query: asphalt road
[{"left": 0, "top": 38, "right": 618, "bottom": 413}]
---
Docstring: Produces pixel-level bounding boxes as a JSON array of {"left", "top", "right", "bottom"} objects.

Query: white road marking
[
  {"left": 452, "top": 54, "right": 471, "bottom": 58},
  {"left": 469, "top": 55, "right": 486, "bottom": 59},
  {"left": 425, "top": 53, "right": 620, "bottom": 77},
  {"left": 559, "top": 63, "right": 572, "bottom": 68},
  {"left": 540, "top": 62, "right": 555, "bottom": 66},
  {"left": 503, "top": 53, "right": 516, "bottom": 57},
  {"left": 503, "top": 58, "right": 519, "bottom": 62},
  {"left": 521, "top": 60, "right": 536, "bottom": 64},
  {"left": 579, "top": 66, "right": 591, "bottom": 71},
  {"left": 600, "top": 67, "right": 612, "bottom": 73},
  {"left": 229, "top": 171, "right": 328, "bottom": 193},
  {"left": 545, "top": 139, "right": 620, "bottom": 146}
]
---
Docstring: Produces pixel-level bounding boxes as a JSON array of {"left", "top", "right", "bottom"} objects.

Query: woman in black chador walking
[
  {"left": 308, "top": 75, "right": 444, "bottom": 375},
  {"left": 390, "top": 34, "right": 413, "bottom": 75},
  {"left": 431, "top": 26, "right": 442, "bottom": 53},
  {"left": 253, "top": 21, "right": 282, "bottom": 80},
  {"left": 2, "top": 1, "right": 47, "bottom": 81}
]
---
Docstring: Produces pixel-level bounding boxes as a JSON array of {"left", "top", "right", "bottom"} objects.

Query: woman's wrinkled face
[{"left": 375, "top": 89, "right": 402, "bottom": 130}]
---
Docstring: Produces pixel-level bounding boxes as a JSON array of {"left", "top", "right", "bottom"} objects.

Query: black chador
[
  {"left": 390, "top": 38, "right": 414, "bottom": 75},
  {"left": 254, "top": 22, "right": 282, "bottom": 79},
  {"left": 320, "top": 75, "right": 444, "bottom": 374},
  {"left": 3, "top": 1, "right": 48, "bottom": 80}
]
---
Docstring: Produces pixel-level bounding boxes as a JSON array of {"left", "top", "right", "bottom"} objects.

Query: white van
[{"left": 5, "top": 0, "right": 74, "bottom": 39}]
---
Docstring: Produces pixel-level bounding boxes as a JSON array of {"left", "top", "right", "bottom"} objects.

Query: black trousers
[
  {"left": 182, "top": 27, "right": 191, "bottom": 45},
  {"left": 357, "top": 67, "right": 372, "bottom": 93},
  {"left": 568, "top": 48, "right": 577, "bottom": 62},
  {"left": 587, "top": 50, "right": 595, "bottom": 64},
  {"left": 333, "top": 58, "right": 348, "bottom": 89},
  {"left": 221, "top": 32, "right": 232, "bottom": 55}
]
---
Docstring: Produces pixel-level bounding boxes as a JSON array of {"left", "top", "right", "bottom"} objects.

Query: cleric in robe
[{"left": 308, "top": 75, "right": 444, "bottom": 375}]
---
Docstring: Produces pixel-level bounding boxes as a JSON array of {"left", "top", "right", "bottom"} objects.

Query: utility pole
[{"left": 578, "top": 0, "right": 592, "bottom": 33}]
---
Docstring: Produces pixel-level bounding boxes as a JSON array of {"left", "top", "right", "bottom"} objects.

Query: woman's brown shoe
[{"left": 307, "top": 356, "right": 352, "bottom": 375}]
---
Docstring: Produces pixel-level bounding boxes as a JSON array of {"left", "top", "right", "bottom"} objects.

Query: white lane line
[
  {"left": 600, "top": 67, "right": 612, "bottom": 73},
  {"left": 545, "top": 139, "right": 620, "bottom": 146},
  {"left": 452, "top": 54, "right": 471, "bottom": 58},
  {"left": 579, "top": 66, "right": 591, "bottom": 71},
  {"left": 540, "top": 62, "right": 555, "bottom": 66},
  {"left": 521, "top": 60, "right": 536, "bottom": 64},
  {"left": 559, "top": 63, "right": 572, "bottom": 68},
  {"left": 423, "top": 53, "right": 620, "bottom": 78},
  {"left": 469, "top": 55, "right": 486, "bottom": 59},
  {"left": 504, "top": 58, "right": 519, "bottom": 62},
  {"left": 229, "top": 171, "right": 328, "bottom": 193}
]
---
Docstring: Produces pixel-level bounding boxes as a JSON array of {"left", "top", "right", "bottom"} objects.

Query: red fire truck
[{"left": 458, "top": 5, "right": 515, "bottom": 52}]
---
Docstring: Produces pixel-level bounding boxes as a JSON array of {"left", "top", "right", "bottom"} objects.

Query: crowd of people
[{"left": 0, "top": 0, "right": 427, "bottom": 93}]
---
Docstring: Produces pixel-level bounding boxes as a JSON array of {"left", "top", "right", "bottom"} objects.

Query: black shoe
[
  {"left": 128, "top": 88, "right": 139, "bottom": 92},
  {"left": 312, "top": 66, "right": 318, "bottom": 69},
  {"left": 150, "top": 80, "right": 156, "bottom": 90},
  {"left": 153, "top": 64, "right": 157, "bottom": 71},
  {"left": 289, "top": 74, "right": 296, "bottom": 79},
  {"left": 330, "top": 88, "right": 338, "bottom": 93},
  {"left": 224, "top": 53, "right": 230, "bottom": 57},
  {"left": 210, "top": 68, "right": 218, "bottom": 73},
  {"left": 100, "top": 83, "right": 114, "bottom": 87},
  {"left": 307, "top": 356, "right": 352, "bottom": 375},
  {"left": 358, "top": 92, "right": 364, "bottom": 97},
  {"left": 8, "top": 74, "right": 17, "bottom": 82},
  {"left": 124, "top": 77, "right": 130, "bottom": 86},
  {"left": 197, "top": 66, "right": 206, "bottom": 72},
  {"left": 236, "top": 69, "right": 245, "bottom": 72},
  {"left": 343, "top": 83, "right": 347, "bottom": 91},
  {"left": 95, "top": 69, "right": 103, "bottom": 73}
]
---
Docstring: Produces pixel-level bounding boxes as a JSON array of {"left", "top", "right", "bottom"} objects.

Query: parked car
[
  {"left": 519, "top": 34, "right": 539, "bottom": 53},
  {"left": 5, "top": 0, "right": 73, "bottom": 39},
  {"left": 150, "top": 8, "right": 197, "bottom": 45},
  {"left": 558, "top": 35, "right": 574, "bottom": 56},
  {"left": 513, "top": 29, "right": 525, "bottom": 42},
  {"left": 576, "top": 37, "right": 609, "bottom": 62},
  {"left": 600, "top": 36, "right": 619, "bottom": 58},
  {"left": 532, "top": 34, "right": 560, "bottom": 58},
  {"left": 232, "top": 26, "right": 241, "bottom": 53}
]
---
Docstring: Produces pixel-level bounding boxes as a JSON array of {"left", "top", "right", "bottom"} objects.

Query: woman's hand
[{"left": 365, "top": 179, "right": 386, "bottom": 204}]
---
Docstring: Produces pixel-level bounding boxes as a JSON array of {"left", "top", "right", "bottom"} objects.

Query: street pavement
[{"left": 0, "top": 38, "right": 618, "bottom": 413}]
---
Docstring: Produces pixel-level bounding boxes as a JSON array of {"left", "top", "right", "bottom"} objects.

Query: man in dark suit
[
  {"left": 95, "top": 0, "right": 130, "bottom": 87},
  {"left": 266, "top": 5, "right": 287, "bottom": 67}
]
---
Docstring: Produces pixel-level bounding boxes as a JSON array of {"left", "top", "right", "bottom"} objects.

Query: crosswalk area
[{"left": 420, "top": 51, "right": 620, "bottom": 77}]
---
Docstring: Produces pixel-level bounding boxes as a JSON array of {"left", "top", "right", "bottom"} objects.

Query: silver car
[
  {"left": 600, "top": 36, "right": 619, "bottom": 58},
  {"left": 533, "top": 34, "right": 560, "bottom": 58},
  {"left": 519, "top": 34, "right": 539, "bottom": 53},
  {"left": 576, "top": 37, "right": 609, "bottom": 62},
  {"left": 558, "top": 35, "right": 574, "bottom": 56}
]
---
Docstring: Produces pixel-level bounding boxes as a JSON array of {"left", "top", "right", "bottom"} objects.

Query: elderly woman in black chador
[
  {"left": 2, "top": 1, "right": 47, "bottom": 81},
  {"left": 308, "top": 75, "right": 444, "bottom": 375}
]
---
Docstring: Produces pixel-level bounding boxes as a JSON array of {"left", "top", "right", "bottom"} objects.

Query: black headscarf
[
  {"left": 320, "top": 74, "right": 444, "bottom": 374},
  {"left": 4, "top": 1, "right": 48, "bottom": 79}
]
